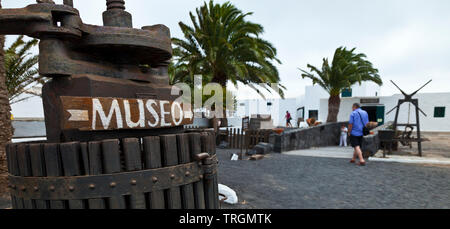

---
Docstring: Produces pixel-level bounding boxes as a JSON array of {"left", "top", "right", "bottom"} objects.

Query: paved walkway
[
  {"left": 218, "top": 149, "right": 450, "bottom": 209},
  {"left": 285, "top": 146, "right": 354, "bottom": 159},
  {"left": 285, "top": 146, "right": 450, "bottom": 165}
]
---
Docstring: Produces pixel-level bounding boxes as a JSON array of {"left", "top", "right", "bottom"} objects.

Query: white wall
[
  {"left": 236, "top": 98, "right": 298, "bottom": 127},
  {"left": 11, "top": 95, "right": 44, "bottom": 118},
  {"left": 400, "top": 93, "right": 450, "bottom": 132},
  {"left": 296, "top": 82, "right": 381, "bottom": 123},
  {"left": 352, "top": 82, "right": 382, "bottom": 97},
  {"left": 319, "top": 93, "right": 450, "bottom": 132},
  {"left": 277, "top": 98, "right": 298, "bottom": 126},
  {"left": 295, "top": 85, "right": 328, "bottom": 121}
]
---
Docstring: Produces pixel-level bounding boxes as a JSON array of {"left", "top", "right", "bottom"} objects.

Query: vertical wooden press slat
[
  {"left": 43, "top": 143, "right": 65, "bottom": 209},
  {"left": 142, "top": 136, "right": 165, "bottom": 209},
  {"left": 60, "top": 142, "right": 85, "bottom": 209},
  {"left": 201, "top": 133, "right": 216, "bottom": 209},
  {"left": 16, "top": 144, "right": 34, "bottom": 209},
  {"left": 210, "top": 132, "right": 219, "bottom": 209},
  {"left": 28, "top": 144, "right": 47, "bottom": 209},
  {"left": 161, "top": 135, "right": 182, "bottom": 209},
  {"left": 188, "top": 133, "right": 205, "bottom": 209},
  {"left": 177, "top": 134, "right": 195, "bottom": 209},
  {"left": 79, "top": 143, "right": 90, "bottom": 177},
  {"left": 102, "top": 139, "right": 126, "bottom": 209},
  {"left": 87, "top": 142, "right": 106, "bottom": 209},
  {"left": 122, "top": 138, "right": 146, "bottom": 209}
]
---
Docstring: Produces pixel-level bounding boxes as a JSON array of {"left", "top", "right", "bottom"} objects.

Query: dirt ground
[{"left": 396, "top": 132, "right": 450, "bottom": 158}]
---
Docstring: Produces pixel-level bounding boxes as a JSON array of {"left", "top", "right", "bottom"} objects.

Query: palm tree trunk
[
  {"left": 0, "top": 0, "right": 14, "bottom": 198},
  {"left": 218, "top": 80, "right": 228, "bottom": 128},
  {"left": 326, "top": 94, "right": 341, "bottom": 123},
  {"left": 211, "top": 74, "right": 228, "bottom": 128}
]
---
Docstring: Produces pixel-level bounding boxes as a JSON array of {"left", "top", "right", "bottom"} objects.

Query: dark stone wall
[
  {"left": 270, "top": 121, "right": 393, "bottom": 155},
  {"left": 361, "top": 122, "right": 393, "bottom": 157},
  {"left": 270, "top": 122, "right": 347, "bottom": 153}
]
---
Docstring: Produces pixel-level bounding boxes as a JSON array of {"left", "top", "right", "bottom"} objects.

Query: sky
[{"left": 3, "top": 0, "right": 450, "bottom": 100}]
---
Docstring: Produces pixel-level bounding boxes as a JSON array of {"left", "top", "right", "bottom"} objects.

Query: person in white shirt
[{"left": 340, "top": 124, "right": 348, "bottom": 147}]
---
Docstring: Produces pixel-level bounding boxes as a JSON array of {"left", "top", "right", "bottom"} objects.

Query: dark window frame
[
  {"left": 308, "top": 110, "right": 319, "bottom": 119},
  {"left": 342, "top": 88, "right": 352, "bottom": 98},
  {"left": 297, "top": 107, "right": 305, "bottom": 119},
  {"left": 434, "top": 107, "right": 446, "bottom": 118}
]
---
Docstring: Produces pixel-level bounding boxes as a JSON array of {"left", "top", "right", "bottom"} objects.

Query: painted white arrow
[{"left": 67, "top": 109, "right": 89, "bottom": 121}]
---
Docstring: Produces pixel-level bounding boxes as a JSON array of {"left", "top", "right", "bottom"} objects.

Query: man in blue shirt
[{"left": 348, "top": 103, "right": 369, "bottom": 166}]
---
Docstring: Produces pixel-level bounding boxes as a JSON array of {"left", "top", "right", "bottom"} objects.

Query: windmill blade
[
  {"left": 390, "top": 80, "right": 408, "bottom": 97},
  {"left": 410, "top": 79, "right": 432, "bottom": 97},
  {"left": 418, "top": 107, "right": 427, "bottom": 117},
  {"left": 386, "top": 105, "right": 399, "bottom": 115}
]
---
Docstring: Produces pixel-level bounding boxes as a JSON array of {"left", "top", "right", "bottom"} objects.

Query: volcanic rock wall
[{"left": 270, "top": 122, "right": 392, "bottom": 155}]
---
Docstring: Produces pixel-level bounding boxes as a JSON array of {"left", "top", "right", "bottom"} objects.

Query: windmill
[{"left": 386, "top": 80, "right": 432, "bottom": 156}]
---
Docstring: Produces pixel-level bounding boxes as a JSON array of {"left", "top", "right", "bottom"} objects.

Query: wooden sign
[
  {"left": 60, "top": 96, "right": 194, "bottom": 131},
  {"left": 360, "top": 98, "right": 380, "bottom": 104}
]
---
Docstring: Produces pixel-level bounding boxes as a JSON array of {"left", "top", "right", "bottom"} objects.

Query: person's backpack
[{"left": 357, "top": 111, "right": 370, "bottom": 136}]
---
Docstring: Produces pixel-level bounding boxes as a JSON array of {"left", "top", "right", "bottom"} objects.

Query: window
[
  {"left": 342, "top": 89, "right": 352, "bottom": 98},
  {"left": 434, "top": 107, "right": 446, "bottom": 118},
  {"left": 309, "top": 110, "right": 318, "bottom": 119}
]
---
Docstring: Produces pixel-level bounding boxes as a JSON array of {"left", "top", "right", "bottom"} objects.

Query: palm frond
[
  {"left": 300, "top": 46, "right": 382, "bottom": 96},
  {"left": 171, "top": 0, "right": 284, "bottom": 100},
  {"left": 4, "top": 36, "right": 44, "bottom": 103}
]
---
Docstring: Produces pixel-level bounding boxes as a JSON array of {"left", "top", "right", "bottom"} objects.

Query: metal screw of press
[
  {"left": 63, "top": 0, "right": 73, "bottom": 7},
  {"left": 103, "top": 0, "right": 132, "bottom": 28},
  {"left": 106, "top": 0, "right": 125, "bottom": 10}
]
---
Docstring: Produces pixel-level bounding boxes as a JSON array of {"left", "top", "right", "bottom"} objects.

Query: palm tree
[
  {"left": 172, "top": 0, "right": 284, "bottom": 122},
  {"left": 5, "top": 35, "right": 42, "bottom": 105},
  {"left": 300, "top": 47, "right": 382, "bottom": 123}
]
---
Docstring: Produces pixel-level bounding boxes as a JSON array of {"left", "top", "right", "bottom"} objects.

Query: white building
[
  {"left": 235, "top": 98, "right": 298, "bottom": 127},
  {"left": 294, "top": 82, "right": 449, "bottom": 132},
  {"left": 319, "top": 92, "right": 450, "bottom": 132},
  {"left": 234, "top": 82, "right": 384, "bottom": 128},
  {"left": 252, "top": 81, "right": 450, "bottom": 132},
  {"left": 295, "top": 82, "right": 381, "bottom": 122}
]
